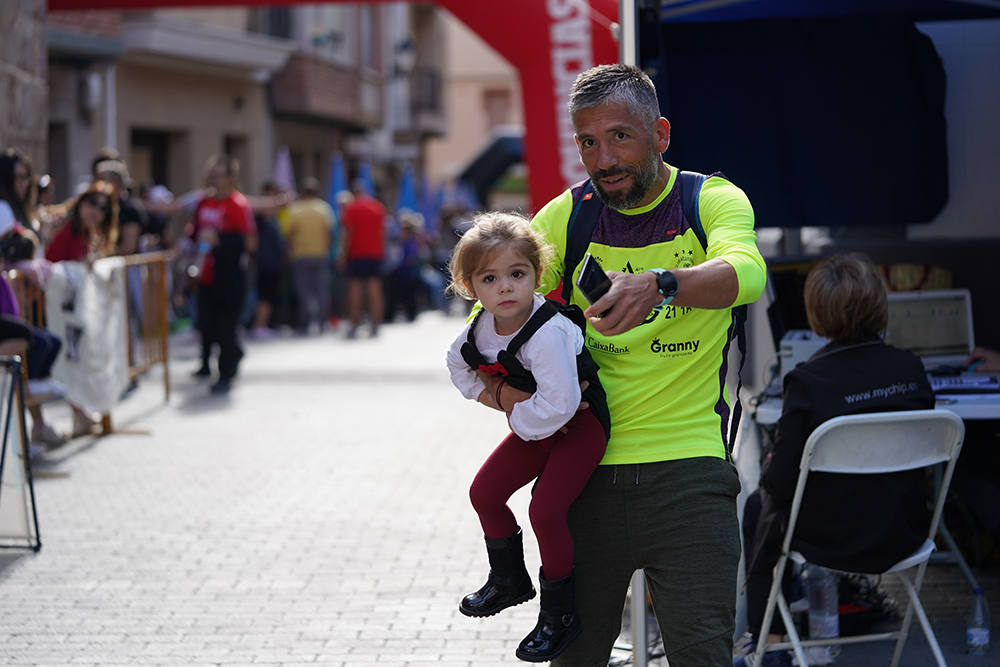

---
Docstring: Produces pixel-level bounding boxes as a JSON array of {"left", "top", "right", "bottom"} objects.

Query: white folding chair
[{"left": 752, "top": 409, "right": 965, "bottom": 667}]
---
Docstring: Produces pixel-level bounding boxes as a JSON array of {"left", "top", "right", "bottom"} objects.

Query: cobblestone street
[
  {"left": 0, "top": 313, "right": 544, "bottom": 666},
  {"left": 0, "top": 311, "right": 995, "bottom": 666}
]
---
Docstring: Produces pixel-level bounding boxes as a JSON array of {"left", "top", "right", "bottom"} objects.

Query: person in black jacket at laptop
[{"left": 737, "top": 253, "right": 934, "bottom": 667}]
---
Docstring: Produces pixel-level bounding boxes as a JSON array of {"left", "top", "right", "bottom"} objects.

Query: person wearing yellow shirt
[
  {"left": 286, "top": 177, "right": 334, "bottom": 334},
  {"left": 477, "top": 64, "right": 766, "bottom": 667}
]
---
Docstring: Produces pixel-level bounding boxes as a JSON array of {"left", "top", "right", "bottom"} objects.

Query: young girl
[{"left": 445, "top": 212, "right": 610, "bottom": 663}]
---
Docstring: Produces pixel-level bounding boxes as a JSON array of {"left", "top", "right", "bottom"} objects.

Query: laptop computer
[{"left": 884, "top": 289, "right": 974, "bottom": 370}]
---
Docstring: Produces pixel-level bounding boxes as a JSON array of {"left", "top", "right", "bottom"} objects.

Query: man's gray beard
[{"left": 591, "top": 151, "right": 662, "bottom": 211}]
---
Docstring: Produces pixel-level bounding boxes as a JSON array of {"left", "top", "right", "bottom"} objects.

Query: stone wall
[{"left": 0, "top": 0, "right": 48, "bottom": 165}]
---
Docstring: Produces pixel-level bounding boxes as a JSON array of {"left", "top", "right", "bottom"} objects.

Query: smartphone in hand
[{"left": 575, "top": 252, "right": 611, "bottom": 316}]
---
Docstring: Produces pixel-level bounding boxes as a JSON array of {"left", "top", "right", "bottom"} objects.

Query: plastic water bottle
[
  {"left": 802, "top": 565, "right": 839, "bottom": 664},
  {"left": 967, "top": 588, "right": 990, "bottom": 656}
]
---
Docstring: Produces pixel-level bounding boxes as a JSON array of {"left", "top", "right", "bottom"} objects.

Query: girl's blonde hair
[{"left": 447, "top": 211, "right": 553, "bottom": 301}]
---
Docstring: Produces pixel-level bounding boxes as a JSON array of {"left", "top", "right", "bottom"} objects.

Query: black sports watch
[{"left": 647, "top": 268, "right": 678, "bottom": 307}]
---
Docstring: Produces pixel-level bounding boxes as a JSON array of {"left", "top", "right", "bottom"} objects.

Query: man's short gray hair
[{"left": 569, "top": 64, "right": 661, "bottom": 129}]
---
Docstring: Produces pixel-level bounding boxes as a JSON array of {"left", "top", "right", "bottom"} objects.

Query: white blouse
[{"left": 446, "top": 294, "right": 583, "bottom": 441}]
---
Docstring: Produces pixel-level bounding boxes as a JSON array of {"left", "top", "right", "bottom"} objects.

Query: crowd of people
[
  {"left": 0, "top": 146, "right": 130, "bottom": 452},
  {"left": 5, "top": 61, "right": 996, "bottom": 667},
  {"left": 0, "top": 142, "right": 468, "bottom": 446}
]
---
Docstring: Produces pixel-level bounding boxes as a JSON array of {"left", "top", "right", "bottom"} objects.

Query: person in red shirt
[
  {"left": 189, "top": 155, "right": 256, "bottom": 394},
  {"left": 339, "top": 182, "right": 386, "bottom": 338},
  {"left": 45, "top": 181, "right": 119, "bottom": 264}
]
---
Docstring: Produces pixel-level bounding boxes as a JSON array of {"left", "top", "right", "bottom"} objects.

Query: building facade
[
  {"left": 1, "top": 0, "right": 48, "bottom": 167},
  {"left": 424, "top": 11, "right": 525, "bottom": 211},
  {"left": 42, "top": 2, "right": 444, "bottom": 208}
]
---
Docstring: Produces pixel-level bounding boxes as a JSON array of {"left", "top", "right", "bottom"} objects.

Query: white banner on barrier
[
  {"left": 46, "top": 258, "right": 131, "bottom": 415},
  {"left": 0, "top": 361, "right": 39, "bottom": 549}
]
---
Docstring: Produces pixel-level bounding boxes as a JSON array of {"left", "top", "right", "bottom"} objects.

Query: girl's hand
[
  {"left": 476, "top": 372, "right": 531, "bottom": 414},
  {"left": 496, "top": 379, "right": 531, "bottom": 415}
]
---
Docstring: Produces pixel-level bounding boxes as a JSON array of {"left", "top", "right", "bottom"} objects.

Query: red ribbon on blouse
[{"left": 477, "top": 362, "right": 509, "bottom": 376}]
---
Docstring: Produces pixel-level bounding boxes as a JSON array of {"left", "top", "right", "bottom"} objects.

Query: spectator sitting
[
  {"left": 736, "top": 253, "right": 935, "bottom": 667},
  {"left": 0, "top": 148, "right": 34, "bottom": 234},
  {"left": 0, "top": 249, "right": 66, "bottom": 450}
]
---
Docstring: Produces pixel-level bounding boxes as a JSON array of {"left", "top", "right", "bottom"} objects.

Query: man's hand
[
  {"left": 557, "top": 380, "right": 590, "bottom": 434},
  {"left": 584, "top": 271, "right": 660, "bottom": 336},
  {"left": 965, "top": 346, "right": 1000, "bottom": 373}
]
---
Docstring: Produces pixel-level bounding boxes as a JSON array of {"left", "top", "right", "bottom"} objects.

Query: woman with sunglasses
[
  {"left": 45, "top": 181, "right": 119, "bottom": 264},
  {"left": 0, "top": 148, "right": 34, "bottom": 234}
]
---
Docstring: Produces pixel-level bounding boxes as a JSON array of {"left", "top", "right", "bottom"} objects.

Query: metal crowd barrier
[
  {"left": 122, "top": 251, "right": 172, "bottom": 402},
  {"left": 4, "top": 250, "right": 172, "bottom": 436}
]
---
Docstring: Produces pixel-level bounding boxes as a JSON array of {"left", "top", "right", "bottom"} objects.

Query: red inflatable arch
[{"left": 48, "top": 0, "right": 620, "bottom": 211}]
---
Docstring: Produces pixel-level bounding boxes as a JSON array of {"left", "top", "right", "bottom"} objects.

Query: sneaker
[
  {"left": 839, "top": 573, "right": 898, "bottom": 636},
  {"left": 192, "top": 365, "right": 211, "bottom": 379},
  {"left": 733, "top": 642, "right": 792, "bottom": 667},
  {"left": 210, "top": 378, "right": 232, "bottom": 395},
  {"left": 31, "top": 423, "right": 67, "bottom": 449}
]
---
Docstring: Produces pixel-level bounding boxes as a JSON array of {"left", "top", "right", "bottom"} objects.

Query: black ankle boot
[
  {"left": 459, "top": 528, "right": 536, "bottom": 617},
  {"left": 515, "top": 568, "right": 581, "bottom": 663}
]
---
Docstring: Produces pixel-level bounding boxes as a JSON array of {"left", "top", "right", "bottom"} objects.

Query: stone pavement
[{"left": 0, "top": 311, "right": 996, "bottom": 666}]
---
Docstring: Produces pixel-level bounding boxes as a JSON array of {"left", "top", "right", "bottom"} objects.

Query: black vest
[{"left": 460, "top": 299, "right": 611, "bottom": 439}]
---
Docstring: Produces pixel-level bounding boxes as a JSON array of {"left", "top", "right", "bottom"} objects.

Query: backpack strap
[
  {"left": 726, "top": 304, "right": 748, "bottom": 462},
  {"left": 677, "top": 170, "right": 708, "bottom": 252},
  {"left": 505, "top": 300, "right": 559, "bottom": 357},
  {"left": 561, "top": 180, "right": 600, "bottom": 304},
  {"left": 678, "top": 169, "right": 747, "bottom": 461}
]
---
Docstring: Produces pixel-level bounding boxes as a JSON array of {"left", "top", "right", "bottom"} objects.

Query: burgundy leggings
[{"left": 469, "top": 409, "right": 607, "bottom": 580}]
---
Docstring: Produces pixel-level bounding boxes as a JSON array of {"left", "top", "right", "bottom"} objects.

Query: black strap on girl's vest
[
  {"left": 460, "top": 303, "right": 559, "bottom": 395},
  {"left": 461, "top": 303, "right": 557, "bottom": 363},
  {"left": 505, "top": 301, "right": 559, "bottom": 357},
  {"left": 560, "top": 170, "right": 749, "bottom": 460}
]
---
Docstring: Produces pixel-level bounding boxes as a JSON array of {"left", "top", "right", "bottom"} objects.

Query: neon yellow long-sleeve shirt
[{"left": 531, "top": 165, "right": 766, "bottom": 464}]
